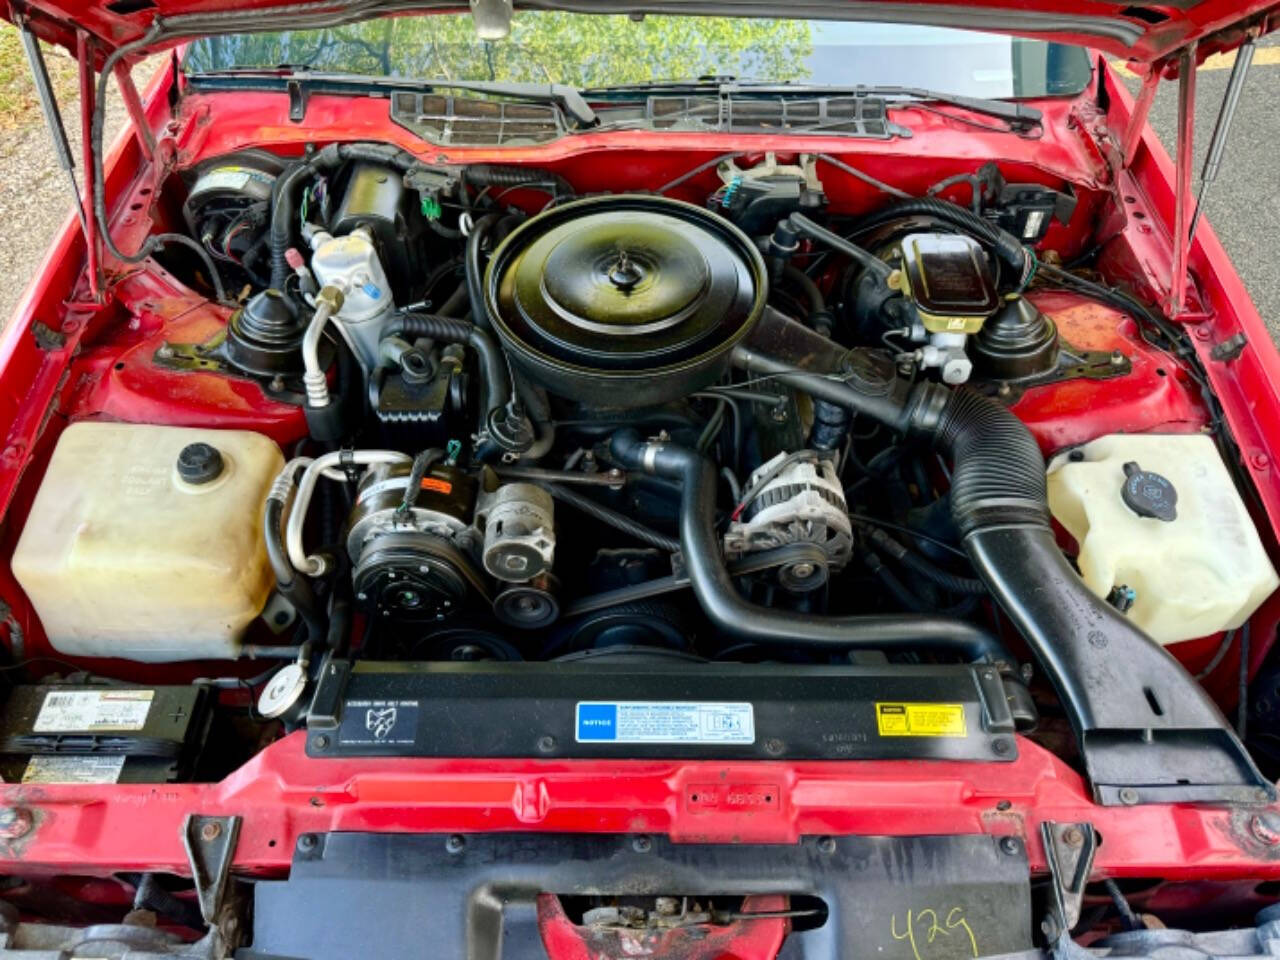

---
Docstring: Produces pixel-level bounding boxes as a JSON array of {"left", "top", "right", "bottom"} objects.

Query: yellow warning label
[{"left": 875, "top": 702, "right": 967, "bottom": 737}]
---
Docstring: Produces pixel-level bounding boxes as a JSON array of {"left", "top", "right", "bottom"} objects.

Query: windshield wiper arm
[
  {"left": 842, "top": 84, "right": 1042, "bottom": 131},
  {"left": 189, "top": 68, "right": 598, "bottom": 128},
  {"left": 582, "top": 79, "right": 1040, "bottom": 131}
]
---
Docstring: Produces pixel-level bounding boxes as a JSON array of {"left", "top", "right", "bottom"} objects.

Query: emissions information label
[
  {"left": 576, "top": 702, "right": 755, "bottom": 744},
  {"left": 22, "top": 755, "right": 125, "bottom": 784},
  {"left": 33, "top": 690, "right": 154, "bottom": 733},
  {"left": 876, "top": 702, "right": 967, "bottom": 737}
]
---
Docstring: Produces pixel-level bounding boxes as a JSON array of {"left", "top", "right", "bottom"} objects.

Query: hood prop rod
[
  {"left": 16, "top": 19, "right": 92, "bottom": 270},
  {"left": 1168, "top": 43, "right": 1197, "bottom": 317},
  {"left": 1189, "top": 37, "right": 1256, "bottom": 243}
]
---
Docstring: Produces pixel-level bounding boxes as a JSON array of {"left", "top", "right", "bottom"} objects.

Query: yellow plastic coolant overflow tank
[
  {"left": 1047, "top": 433, "right": 1278, "bottom": 645},
  {"left": 12, "top": 422, "right": 284, "bottom": 662}
]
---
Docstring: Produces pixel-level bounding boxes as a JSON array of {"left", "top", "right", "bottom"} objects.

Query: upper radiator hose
[{"left": 731, "top": 310, "right": 1271, "bottom": 807}]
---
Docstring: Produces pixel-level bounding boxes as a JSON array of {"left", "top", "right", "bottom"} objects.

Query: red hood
[{"left": 4, "top": 0, "right": 1277, "bottom": 67}]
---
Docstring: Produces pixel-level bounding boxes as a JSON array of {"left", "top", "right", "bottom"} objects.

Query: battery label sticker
[
  {"left": 876, "top": 702, "right": 967, "bottom": 737},
  {"left": 576, "top": 702, "right": 755, "bottom": 744},
  {"left": 338, "top": 699, "right": 420, "bottom": 746},
  {"left": 33, "top": 690, "right": 154, "bottom": 733},
  {"left": 21, "top": 755, "right": 125, "bottom": 784}
]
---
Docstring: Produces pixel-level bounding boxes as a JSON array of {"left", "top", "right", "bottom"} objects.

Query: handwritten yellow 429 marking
[{"left": 890, "top": 907, "right": 980, "bottom": 960}]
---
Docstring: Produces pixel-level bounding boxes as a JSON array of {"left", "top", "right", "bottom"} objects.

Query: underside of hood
[{"left": 3, "top": 0, "right": 1277, "bottom": 68}]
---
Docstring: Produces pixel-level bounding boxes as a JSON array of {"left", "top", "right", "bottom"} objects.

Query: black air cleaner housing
[{"left": 485, "top": 195, "right": 767, "bottom": 406}]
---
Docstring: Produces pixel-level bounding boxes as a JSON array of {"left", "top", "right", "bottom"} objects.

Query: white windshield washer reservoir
[
  {"left": 12, "top": 422, "right": 284, "bottom": 662},
  {"left": 1047, "top": 432, "right": 1278, "bottom": 645}
]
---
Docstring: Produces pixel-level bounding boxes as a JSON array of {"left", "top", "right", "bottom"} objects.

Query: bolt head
[
  {"left": 764, "top": 738, "right": 785, "bottom": 756},
  {"left": 1119, "top": 787, "right": 1141, "bottom": 806},
  {"left": 200, "top": 821, "right": 223, "bottom": 842},
  {"left": 999, "top": 836, "right": 1021, "bottom": 855},
  {"left": 537, "top": 735, "right": 556, "bottom": 753},
  {"left": 1062, "top": 827, "right": 1084, "bottom": 847},
  {"left": 817, "top": 836, "right": 837, "bottom": 854},
  {"left": 445, "top": 834, "right": 466, "bottom": 854},
  {"left": 631, "top": 835, "right": 652, "bottom": 853},
  {"left": 297, "top": 833, "right": 317, "bottom": 851},
  {"left": 791, "top": 562, "right": 815, "bottom": 579}
]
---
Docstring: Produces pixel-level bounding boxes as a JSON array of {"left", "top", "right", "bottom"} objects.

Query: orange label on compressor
[{"left": 420, "top": 477, "right": 453, "bottom": 495}]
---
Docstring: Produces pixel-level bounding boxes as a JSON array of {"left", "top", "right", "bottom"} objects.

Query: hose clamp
[{"left": 641, "top": 443, "right": 662, "bottom": 475}]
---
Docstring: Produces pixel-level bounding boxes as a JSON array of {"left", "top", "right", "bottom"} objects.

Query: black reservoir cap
[
  {"left": 177, "top": 442, "right": 224, "bottom": 484},
  {"left": 1121, "top": 461, "right": 1177, "bottom": 522}
]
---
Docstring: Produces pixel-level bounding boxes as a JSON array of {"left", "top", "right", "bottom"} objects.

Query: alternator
[{"left": 724, "top": 452, "right": 853, "bottom": 576}]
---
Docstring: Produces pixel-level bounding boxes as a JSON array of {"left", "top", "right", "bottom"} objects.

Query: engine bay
[
  {"left": 2, "top": 133, "right": 1280, "bottom": 948},
  {"left": 8, "top": 144, "right": 1280, "bottom": 756}
]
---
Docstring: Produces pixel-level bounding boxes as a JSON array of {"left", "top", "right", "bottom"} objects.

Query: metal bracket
[
  {"left": 182, "top": 814, "right": 242, "bottom": 925},
  {"left": 1210, "top": 332, "right": 1248, "bottom": 363},
  {"left": 982, "top": 340, "right": 1132, "bottom": 405},
  {"left": 1040, "top": 820, "right": 1097, "bottom": 939},
  {"left": 153, "top": 336, "right": 231, "bottom": 375},
  {"left": 287, "top": 78, "right": 308, "bottom": 122}
]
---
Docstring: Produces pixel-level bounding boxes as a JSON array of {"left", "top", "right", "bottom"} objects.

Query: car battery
[{"left": 0, "top": 684, "right": 213, "bottom": 784}]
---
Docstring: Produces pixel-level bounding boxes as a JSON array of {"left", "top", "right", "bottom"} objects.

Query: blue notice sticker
[{"left": 575, "top": 701, "right": 754, "bottom": 744}]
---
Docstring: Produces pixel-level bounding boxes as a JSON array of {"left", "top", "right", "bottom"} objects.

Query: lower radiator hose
[{"left": 609, "top": 430, "right": 1010, "bottom": 664}]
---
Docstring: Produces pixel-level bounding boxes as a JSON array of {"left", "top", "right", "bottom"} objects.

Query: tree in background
[{"left": 186, "top": 13, "right": 814, "bottom": 87}]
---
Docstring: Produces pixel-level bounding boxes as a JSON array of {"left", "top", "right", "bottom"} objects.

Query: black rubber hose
[
  {"left": 895, "top": 550, "right": 987, "bottom": 596},
  {"left": 395, "top": 312, "right": 512, "bottom": 420},
  {"left": 127, "top": 873, "right": 207, "bottom": 931},
  {"left": 542, "top": 483, "right": 679, "bottom": 553},
  {"left": 466, "top": 164, "right": 574, "bottom": 197},
  {"left": 436, "top": 282, "right": 469, "bottom": 317},
  {"left": 861, "top": 550, "right": 931, "bottom": 613},
  {"left": 268, "top": 159, "right": 318, "bottom": 291},
  {"left": 733, "top": 340, "right": 922, "bottom": 434},
  {"left": 861, "top": 550, "right": 980, "bottom": 616},
  {"left": 788, "top": 213, "right": 890, "bottom": 278},
  {"left": 465, "top": 214, "right": 500, "bottom": 329},
  {"left": 781, "top": 264, "right": 825, "bottom": 315},
  {"left": 610, "top": 429, "right": 1009, "bottom": 662},
  {"left": 852, "top": 197, "right": 1033, "bottom": 283},
  {"left": 514, "top": 373, "right": 556, "bottom": 462},
  {"left": 263, "top": 497, "right": 326, "bottom": 642},
  {"left": 861, "top": 525, "right": 987, "bottom": 595}
]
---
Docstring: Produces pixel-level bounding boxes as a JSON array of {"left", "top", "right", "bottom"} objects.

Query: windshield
[{"left": 184, "top": 15, "right": 1094, "bottom": 99}]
